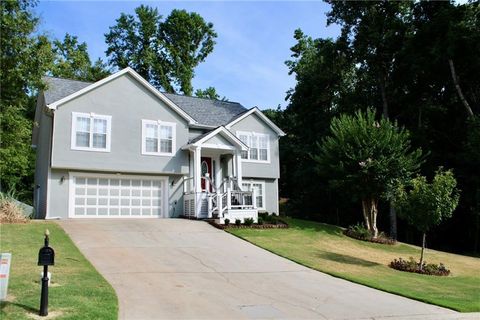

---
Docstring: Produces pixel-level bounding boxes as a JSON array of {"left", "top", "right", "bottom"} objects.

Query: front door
[{"left": 200, "top": 157, "right": 212, "bottom": 191}]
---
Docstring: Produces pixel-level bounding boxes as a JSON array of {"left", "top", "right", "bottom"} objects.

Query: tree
[
  {"left": 51, "top": 33, "right": 110, "bottom": 81},
  {"left": 160, "top": 9, "right": 217, "bottom": 95},
  {"left": 105, "top": 5, "right": 217, "bottom": 95},
  {"left": 194, "top": 87, "right": 227, "bottom": 101},
  {"left": 0, "top": 0, "right": 53, "bottom": 200},
  {"left": 394, "top": 169, "right": 459, "bottom": 269},
  {"left": 314, "top": 109, "right": 424, "bottom": 238}
]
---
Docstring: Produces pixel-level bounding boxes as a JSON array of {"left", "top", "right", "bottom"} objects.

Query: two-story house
[{"left": 32, "top": 68, "right": 284, "bottom": 223}]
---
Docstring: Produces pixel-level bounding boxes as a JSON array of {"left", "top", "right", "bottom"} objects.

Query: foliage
[
  {"left": 278, "top": 0, "right": 480, "bottom": 254},
  {"left": 229, "top": 218, "right": 480, "bottom": 312},
  {"left": 0, "top": 192, "right": 29, "bottom": 224},
  {"left": 105, "top": 5, "right": 217, "bottom": 95},
  {"left": 394, "top": 169, "right": 460, "bottom": 234},
  {"left": 194, "top": 86, "right": 227, "bottom": 101},
  {"left": 314, "top": 108, "right": 423, "bottom": 237},
  {"left": 0, "top": 0, "right": 53, "bottom": 200},
  {"left": 243, "top": 217, "right": 254, "bottom": 226},
  {"left": 345, "top": 223, "right": 396, "bottom": 245},
  {"left": 390, "top": 257, "right": 450, "bottom": 276},
  {"left": 224, "top": 218, "right": 230, "bottom": 226},
  {"left": 51, "top": 33, "right": 110, "bottom": 81}
]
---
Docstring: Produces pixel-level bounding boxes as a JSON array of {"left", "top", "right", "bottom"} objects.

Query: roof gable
[
  {"left": 184, "top": 126, "right": 248, "bottom": 151},
  {"left": 226, "top": 107, "right": 285, "bottom": 136},
  {"left": 44, "top": 68, "right": 196, "bottom": 124}
]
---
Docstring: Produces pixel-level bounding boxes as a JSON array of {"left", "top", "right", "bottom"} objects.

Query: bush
[
  {"left": 347, "top": 223, "right": 371, "bottom": 239},
  {"left": 244, "top": 218, "right": 254, "bottom": 226},
  {"left": 224, "top": 218, "right": 230, "bottom": 226},
  {"left": 389, "top": 257, "right": 450, "bottom": 276},
  {"left": 235, "top": 219, "right": 241, "bottom": 226},
  {"left": 344, "top": 223, "right": 396, "bottom": 245},
  {"left": 0, "top": 193, "right": 28, "bottom": 224}
]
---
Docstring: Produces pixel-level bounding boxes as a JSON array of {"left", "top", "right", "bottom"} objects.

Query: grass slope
[
  {"left": 229, "top": 218, "right": 480, "bottom": 312},
  {"left": 0, "top": 222, "right": 117, "bottom": 319}
]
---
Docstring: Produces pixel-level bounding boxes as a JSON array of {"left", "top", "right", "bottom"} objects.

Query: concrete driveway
[{"left": 58, "top": 219, "right": 463, "bottom": 320}]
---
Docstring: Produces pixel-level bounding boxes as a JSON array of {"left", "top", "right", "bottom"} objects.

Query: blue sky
[{"left": 36, "top": 1, "right": 340, "bottom": 109}]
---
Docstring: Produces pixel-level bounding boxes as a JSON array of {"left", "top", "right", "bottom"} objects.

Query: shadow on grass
[
  {"left": 1, "top": 301, "right": 38, "bottom": 313},
  {"left": 318, "top": 251, "right": 381, "bottom": 267},
  {"left": 286, "top": 218, "right": 344, "bottom": 236}
]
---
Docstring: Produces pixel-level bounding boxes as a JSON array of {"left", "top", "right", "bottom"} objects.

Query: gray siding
[
  {"left": 243, "top": 177, "right": 279, "bottom": 214},
  {"left": 230, "top": 113, "right": 280, "bottom": 179},
  {"left": 33, "top": 94, "right": 52, "bottom": 219},
  {"left": 51, "top": 74, "right": 190, "bottom": 175}
]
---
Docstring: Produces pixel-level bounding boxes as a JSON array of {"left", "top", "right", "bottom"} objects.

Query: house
[{"left": 32, "top": 68, "right": 285, "bottom": 223}]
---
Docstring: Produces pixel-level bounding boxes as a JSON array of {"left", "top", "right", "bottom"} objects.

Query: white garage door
[{"left": 70, "top": 174, "right": 167, "bottom": 218}]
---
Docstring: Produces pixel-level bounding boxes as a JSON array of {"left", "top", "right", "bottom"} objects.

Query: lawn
[
  {"left": 0, "top": 222, "right": 117, "bottom": 319},
  {"left": 228, "top": 218, "right": 480, "bottom": 312}
]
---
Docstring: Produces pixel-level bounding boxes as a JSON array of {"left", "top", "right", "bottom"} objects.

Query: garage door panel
[{"left": 71, "top": 174, "right": 166, "bottom": 218}]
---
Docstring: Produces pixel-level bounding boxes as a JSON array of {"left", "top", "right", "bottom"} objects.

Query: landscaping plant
[
  {"left": 393, "top": 168, "right": 459, "bottom": 271},
  {"left": 314, "top": 109, "right": 423, "bottom": 238}
]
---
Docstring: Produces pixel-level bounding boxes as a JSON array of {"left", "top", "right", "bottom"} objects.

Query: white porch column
[
  {"left": 235, "top": 150, "right": 243, "bottom": 187},
  {"left": 193, "top": 146, "right": 202, "bottom": 193}
]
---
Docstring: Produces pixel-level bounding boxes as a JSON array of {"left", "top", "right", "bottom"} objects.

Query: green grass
[
  {"left": 0, "top": 222, "right": 118, "bottom": 319},
  {"left": 229, "top": 217, "right": 480, "bottom": 312}
]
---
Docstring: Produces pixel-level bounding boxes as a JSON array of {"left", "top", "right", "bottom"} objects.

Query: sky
[{"left": 35, "top": 1, "right": 340, "bottom": 109}]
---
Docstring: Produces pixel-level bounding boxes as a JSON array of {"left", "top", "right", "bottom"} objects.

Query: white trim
[
  {"left": 236, "top": 131, "right": 270, "bottom": 163},
  {"left": 242, "top": 180, "right": 266, "bottom": 211},
  {"left": 68, "top": 171, "right": 169, "bottom": 219},
  {"left": 226, "top": 107, "right": 286, "bottom": 136},
  {"left": 141, "top": 119, "right": 176, "bottom": 156},
  {"left": 47, "top": 67, "right": 196, "bottom": 124},
  {"left": 71, "top": 112, "right": 112, "bottom": 152}
]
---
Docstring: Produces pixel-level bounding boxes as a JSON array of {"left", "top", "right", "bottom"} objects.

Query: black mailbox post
[{"left": 38, "top": 229, "right": 54, "bottom": 316}]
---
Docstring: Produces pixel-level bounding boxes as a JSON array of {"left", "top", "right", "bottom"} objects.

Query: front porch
[{"left": 181, "top": 127, "right": 258, "bottom": 224}]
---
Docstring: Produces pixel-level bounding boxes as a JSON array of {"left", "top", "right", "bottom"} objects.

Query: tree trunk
[
  {"left": 379, "top": 72, "right": 389, "bottom": 119},
  {"left": 419, "top": 232, "right": 426, "bottom": 271},
  {"left": 361, "top": 198, "right": 379, "bottom": 238},
  {"left": 448, "top": 59, "right": 475, "bottom": 118},
  {"left": 389, "top": 204, "right": 397, "bottom": 240}
]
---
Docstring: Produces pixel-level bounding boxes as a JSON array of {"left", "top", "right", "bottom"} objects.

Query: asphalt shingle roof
[
  {"left": 162, "top": 93, "right": 248, "bottom": 127},
  {"left": 43, "top": 77, "right": 92, "bottom": 105},
  {"left": 42, "top": 76, "right": 248, "bottom": 127}
]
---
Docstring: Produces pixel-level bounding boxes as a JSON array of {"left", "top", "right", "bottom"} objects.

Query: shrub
[
  {"left": 0, "top": 193, "right": 28, "bottom": 224},
  {"left": 235, "top": 219, "right": 241, "bottom": 226},
  {"left": 389, "top": 257, "right": 450, "bottom": 276},
  {"left": 345, "top": 223, "right": 396, "bottom": 245},
  {"left": 347, "top": 223, "right": 371, "bottom": 239},
  {"left": 244, "top": 218, "right": 254, "bottom": 226},
  {"left": 224, "top": 218, "right": 230, "bottom": 226}
]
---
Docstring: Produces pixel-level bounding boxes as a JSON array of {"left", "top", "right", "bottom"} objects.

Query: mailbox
[{"left": 38, "top": 246, "right": 55, "bottom": 266}]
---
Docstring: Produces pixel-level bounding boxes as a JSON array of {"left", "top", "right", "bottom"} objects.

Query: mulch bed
[
  {"left": 343, "top": 229, "right": 396, "bottom": 245},
  {"left": 208, "top": 220, "right": 288, "bottom": 230},
  {"left": 389, "top": 258, "right": 451, "bottom": 276}
]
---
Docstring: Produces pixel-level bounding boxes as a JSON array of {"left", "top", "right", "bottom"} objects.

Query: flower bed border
[
  {"left": 208, "top": 220, "right": 288, "bottom": 230},
  {"left": 389, "top": 257, "right": 451, "bottom": 276}
]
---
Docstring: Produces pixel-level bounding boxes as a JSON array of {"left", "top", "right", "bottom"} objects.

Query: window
[
  {"left": 71, "top": 112, "right": 111, "bottom": 152},
  {"left": 236, "top": 131, "right": 270, "bottom": 162},
  {"left": 142, "top": 120, "right": 176, "bottom": 156},
  {"left": 242, "top": 180, "right": 265, "bottom": 210}
]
